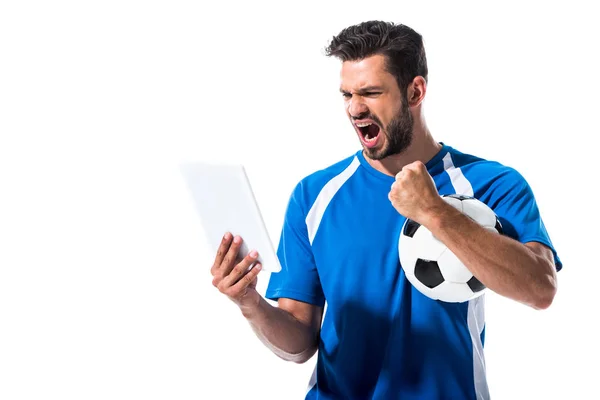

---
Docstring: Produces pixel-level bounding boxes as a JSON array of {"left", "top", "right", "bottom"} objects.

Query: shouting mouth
[{"left": 355, "top": 121, "right": 381, "bottom": 148}]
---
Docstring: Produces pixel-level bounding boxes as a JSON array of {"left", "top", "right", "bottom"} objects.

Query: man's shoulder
[
  {"left": 301, "top": 151, "right": 360, "bottom": 183},
  {"left": 444, "top": 145, "right": 531, "bottom": 203},
  {"left": 288, "top": 152, "right": 361, "bottom": 210},
  {"left": 446, "top": 145, "right": 524, "bottom": 182}
]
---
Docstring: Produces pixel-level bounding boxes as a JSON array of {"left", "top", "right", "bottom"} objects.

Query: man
[{"left": 210, "top": 21, "right": 561, "bottom": 400}]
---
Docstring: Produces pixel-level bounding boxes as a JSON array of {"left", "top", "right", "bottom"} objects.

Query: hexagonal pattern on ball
[
  {"left": 414, "top": 259, "right": 445, "bottom": 288},
  {"left": 461, "top": 198, "right": 497, "bottom": 228},
  {"left": 399, "top": 220, "right": 447, "bottom": 277},
  {"left": 467, "top": 276, "right": 486, "bottom": 292},
  {"left": 437, "top": 247, "right": 475, "bottom": 283},
  {"left": 441, "top": 195, "right": 464, "bottom": 213},
  {"left": 432, "top": 281, "right": 483, "bottom": 303},
  {"left": 402, "top": 219, "right": 421, "bottom": 238},
  {"left": 411, "top": 223, "right": 447, "bottom": 261}
]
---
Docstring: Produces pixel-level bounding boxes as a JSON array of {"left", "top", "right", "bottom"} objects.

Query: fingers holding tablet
[{"left": 211, "top": 232, "right": 263, "bottom": 308}]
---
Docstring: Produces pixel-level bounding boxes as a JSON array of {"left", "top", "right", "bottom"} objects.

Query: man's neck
[{"left": 365, "top": 128, "right": 442, "bottom": 176}]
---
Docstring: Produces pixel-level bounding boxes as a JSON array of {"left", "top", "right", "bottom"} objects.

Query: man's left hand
[{"left": 388, "top": 161, "right": 447, "bottom": 224}]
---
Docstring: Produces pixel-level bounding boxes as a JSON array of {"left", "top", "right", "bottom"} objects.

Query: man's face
[{"left": 340, "top": 54, "right": 414, "bottom": 160}]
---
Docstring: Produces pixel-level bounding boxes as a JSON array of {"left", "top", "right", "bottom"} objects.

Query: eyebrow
[{"left": 339, "top": 86, "right": 385, "bottom": 94}]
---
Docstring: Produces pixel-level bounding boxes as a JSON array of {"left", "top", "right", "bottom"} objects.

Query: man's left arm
[
  {"left": 423, "top": 206, "right": 557, "bottom": 309},
  {"left": 389, "top": 161, "right": 558, "bottom": 310}
]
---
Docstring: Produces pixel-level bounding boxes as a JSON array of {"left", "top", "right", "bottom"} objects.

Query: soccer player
[{"left": 210, "top": 20, "right": 561, "bottom": 400}]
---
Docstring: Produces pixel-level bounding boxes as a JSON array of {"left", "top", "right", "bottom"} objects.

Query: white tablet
[{"left": 180, "top": 161, "right": 282, "bottom": 273}]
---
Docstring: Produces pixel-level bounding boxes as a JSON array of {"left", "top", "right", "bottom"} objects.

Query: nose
[{"left": 347, "top": 96, "right": 369, "bottom": 119}]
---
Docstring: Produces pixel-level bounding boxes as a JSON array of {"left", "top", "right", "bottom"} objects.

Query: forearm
[
  {"left": 424, "top": 205, "right": 557, "bottom": 309},
  {"left": 241, "top": 297, "right": 319, "bottom": 363}
]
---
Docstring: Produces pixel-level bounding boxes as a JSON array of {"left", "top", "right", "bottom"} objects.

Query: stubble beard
[{"left": 364, "top": 100, "right": 414, "bottom": 161}]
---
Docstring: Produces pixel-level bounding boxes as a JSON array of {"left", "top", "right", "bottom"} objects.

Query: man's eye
[
  {"left": 342, "top": 93, "right": 352, "bottom": 99},
  {"left": 365, "top": 92, "right": 381, "bottom": 97}
]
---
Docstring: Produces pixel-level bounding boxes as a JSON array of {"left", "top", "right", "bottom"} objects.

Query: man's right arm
[
  {"left": 211, "top": 232, "right": 322, "bottom": 364},
  {"left": 243, "top": 297, "right": 323, "bottom": 364}
]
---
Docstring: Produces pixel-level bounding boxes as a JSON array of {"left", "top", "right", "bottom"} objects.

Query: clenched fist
[{"left": 388, "top": 161, "right": 447, "bottom": 224}]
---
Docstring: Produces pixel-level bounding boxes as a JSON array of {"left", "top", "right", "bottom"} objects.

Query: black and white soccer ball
[{"left": 398, "top": 194, "right": 503, "bottom": 303}]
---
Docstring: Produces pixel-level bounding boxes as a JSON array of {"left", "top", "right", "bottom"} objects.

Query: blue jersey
[{"left": 265, "top": 143, "right": 561, "bottom": 400}]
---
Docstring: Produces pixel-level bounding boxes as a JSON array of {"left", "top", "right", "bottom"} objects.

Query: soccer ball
[{"left": 398, "top": 194, "right": 503, "bottom": 303}]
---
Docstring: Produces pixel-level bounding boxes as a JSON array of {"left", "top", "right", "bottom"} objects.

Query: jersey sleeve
[
  {"left": 265, "top": 183, "right": 326, "bottom": 306},
  {"left": 486, "top": 168, "right": 562, "bottom": 272}
]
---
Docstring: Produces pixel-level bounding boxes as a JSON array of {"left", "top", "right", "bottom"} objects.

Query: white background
[{"left": 1, "top": 1, "right": 598, "bottom": 399}]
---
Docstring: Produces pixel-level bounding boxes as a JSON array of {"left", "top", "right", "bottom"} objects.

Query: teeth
[{"left": 356, "top": 122, "right": 372, "bottom": 128}]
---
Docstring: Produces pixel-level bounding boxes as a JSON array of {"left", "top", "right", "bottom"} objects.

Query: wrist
[
  {"left": 421, "top": 199, "right": 460, "bottom": 232},
  {"left": 239, "top": 291, "right": 263, "bottom": 319}
]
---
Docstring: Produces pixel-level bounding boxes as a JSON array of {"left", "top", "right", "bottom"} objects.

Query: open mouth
[{"left": 356, "top": 122, "right": 381, "bottom": 146}]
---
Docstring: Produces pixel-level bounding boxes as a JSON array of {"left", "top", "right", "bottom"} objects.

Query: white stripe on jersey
[
  {"left": 443, "top": 151, "right": 489, "bottom": 400},
  {"left": 305, "top": 156, "right": 360, "bottom": 245}
]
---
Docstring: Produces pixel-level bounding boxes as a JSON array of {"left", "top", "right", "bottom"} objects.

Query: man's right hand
[
  {"left": 210, "top": 233, "right": 323, "bottom": 363},
  {"left": 210, "top": 232, "right": 263, "bottom": 313}
]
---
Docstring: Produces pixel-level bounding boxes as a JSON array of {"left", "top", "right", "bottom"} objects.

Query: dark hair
[{"left": 325, "top": 21, "right": 428, "bottom": 94}]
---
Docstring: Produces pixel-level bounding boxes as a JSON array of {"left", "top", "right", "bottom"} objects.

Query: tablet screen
[{"left": 180, "top": 162, "right": 282, "bottom": 273}]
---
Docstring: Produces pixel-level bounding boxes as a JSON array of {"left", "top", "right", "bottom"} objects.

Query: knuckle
[
  {"left": 223, "top": 253, "right": 234, "bottom": 265},
  {"left": 217, "top": 244, "right": 228, "bottom": 255},
  {"left": 244, "top": 272, "right": 255, "bottom": 284},
  {"left": 217, "top": 281, "right": 228, "bottom": 293},
  {"left": 231, "top": 264, "right": 245, "bottom": 277},
  {"left": 242, "top": 261, "right": 253, "bottom": 272}
]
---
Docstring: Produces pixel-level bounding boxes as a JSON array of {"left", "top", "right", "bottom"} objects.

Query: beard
[{"left": 363, "top": 99, "right": 414, "bottom": 161}]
